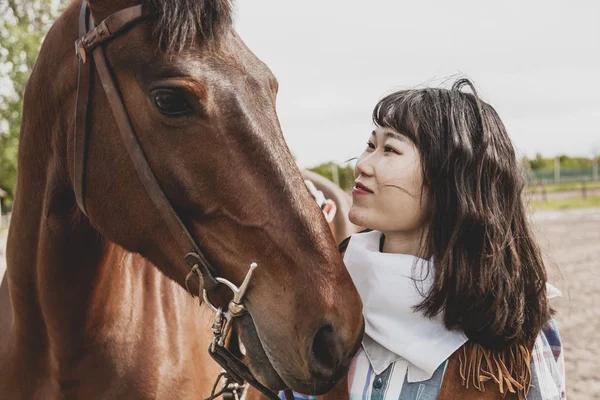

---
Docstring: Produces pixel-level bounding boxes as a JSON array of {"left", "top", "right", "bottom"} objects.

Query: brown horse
[{"left": 0, "top": 0, "right": 364, "bottom": 398}]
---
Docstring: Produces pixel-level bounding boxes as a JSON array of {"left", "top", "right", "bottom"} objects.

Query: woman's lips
[{"left": 352, "top": 182, "right": 373, "bottom": 195}]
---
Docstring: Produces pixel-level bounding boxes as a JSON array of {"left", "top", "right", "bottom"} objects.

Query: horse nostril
[{"left": 308, "top": 324, "right": 344, "bottom": 379}]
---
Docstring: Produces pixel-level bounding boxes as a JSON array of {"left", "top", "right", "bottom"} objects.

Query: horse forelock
[{"left": 144, "top": 0, "right": 234, "bottom": 52}]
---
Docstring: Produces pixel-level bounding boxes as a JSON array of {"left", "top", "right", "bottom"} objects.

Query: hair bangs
[{"left": 372, "top": 90, "right": 423, "bottom": 146}]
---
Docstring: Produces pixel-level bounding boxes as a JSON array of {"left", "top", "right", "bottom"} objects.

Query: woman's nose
[{"left": 355, "top": 154, "right": 375, "bottom": 177}]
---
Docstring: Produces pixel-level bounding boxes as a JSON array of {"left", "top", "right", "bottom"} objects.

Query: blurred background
[{"left": 1, "top": 1, "right": 598, "bottom": 398}]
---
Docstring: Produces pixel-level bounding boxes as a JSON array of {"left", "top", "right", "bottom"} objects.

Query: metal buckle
[
  {"left": 202, "top": 262, "right": 257, "bottom": 314},
  {"left": 223, "top": 377, "right": 244, "bottom": 400},
  {"left": 203, "top": 262, "right": 258, "bottom": 349}
]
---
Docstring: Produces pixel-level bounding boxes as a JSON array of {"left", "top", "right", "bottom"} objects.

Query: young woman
[{"left": 280, "top": 79, "right": 565, "bottom": 400}]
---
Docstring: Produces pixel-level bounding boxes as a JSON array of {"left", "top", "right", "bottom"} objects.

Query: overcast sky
[{"left": 234, "top": 0, "right": 600, "bottom": 168}]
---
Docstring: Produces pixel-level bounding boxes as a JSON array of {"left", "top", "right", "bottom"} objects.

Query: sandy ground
[
  {"left": 529, "top": 208, "right": 600, "bottom": 400},
  {"left": 1, "top": 208, "right": 598, "bottom": 399}
]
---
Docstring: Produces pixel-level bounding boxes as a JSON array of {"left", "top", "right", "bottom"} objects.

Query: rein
[{"left": 73, "top": 2, "right": 291, "bottom": 399}]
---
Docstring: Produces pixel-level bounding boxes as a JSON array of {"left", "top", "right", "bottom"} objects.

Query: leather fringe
[{"left": 458, "top": 341, "right": 532, "bottom": 400}]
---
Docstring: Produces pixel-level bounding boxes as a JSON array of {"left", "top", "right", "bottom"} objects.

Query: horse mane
[{"left": 144, "top": 0, "right": 233, "bottom": 52}]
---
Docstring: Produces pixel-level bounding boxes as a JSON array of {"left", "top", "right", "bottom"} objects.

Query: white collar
[
  {"left": 344, "top": 230, "right": 562, "bottom": 382},
  {"left": 344, "top": 230, "right": 468, "bottom": 381}
]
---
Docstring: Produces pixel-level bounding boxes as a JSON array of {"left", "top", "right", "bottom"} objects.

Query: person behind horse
[{"left": 281, "top": 78, "right": 566, "bottom": 400}]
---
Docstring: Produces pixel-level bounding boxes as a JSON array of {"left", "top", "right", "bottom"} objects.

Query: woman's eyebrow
[{"left": 372, "top": 130, "right": 408, "bottom": 143}]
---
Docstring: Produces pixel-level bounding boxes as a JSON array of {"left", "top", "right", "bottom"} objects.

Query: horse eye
[{"left": 151, "top": 89, "right": 191, "bottom": 116}]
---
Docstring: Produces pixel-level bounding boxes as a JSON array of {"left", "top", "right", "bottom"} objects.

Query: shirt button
[{"left": 373, "top": 377, "right": 383, "bottom": 389}]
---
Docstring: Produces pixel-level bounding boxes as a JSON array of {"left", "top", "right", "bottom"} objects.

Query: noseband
[{"left": 73, "top": 2, "right": 291, "bottom": 399}]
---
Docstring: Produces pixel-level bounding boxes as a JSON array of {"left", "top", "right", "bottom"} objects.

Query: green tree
[
  {"left": 529, "top": 153, "right": 552, "bottom": 170},
  {"left": 0, "top": 0, "right": 66, "bottom": 204},
  {"left": 558, "top": 155, "right": 592, "bottom": 168}
]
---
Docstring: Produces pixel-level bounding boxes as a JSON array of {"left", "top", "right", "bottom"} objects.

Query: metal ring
[
  {"left": 202, "top": 263, "right": 257, "bottom": 313},
  {"left": 202, "top": 277, "right": 244, "bottom": 313},
  {"left": 203, "top": 288, "right": 221, "bottom": 313}
]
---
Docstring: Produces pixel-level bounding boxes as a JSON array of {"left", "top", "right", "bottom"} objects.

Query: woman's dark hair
[{"left": 370, "top": 78, "right": 550, "bottom": 349}]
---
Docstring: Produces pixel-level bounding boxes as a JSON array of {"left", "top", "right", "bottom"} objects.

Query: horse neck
[
  {"left": 7, "top": 148, "right": 207, "bottom": 372},
  {"left": 5, "top": 4, "right": 160, "bottom": 355},
  {"left": 7, "top": 171, "right": 143, "bottom": 354}
]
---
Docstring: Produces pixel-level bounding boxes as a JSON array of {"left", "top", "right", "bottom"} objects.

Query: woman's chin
[{"left": 348, "top": 207, "right": 370, "bottom": 228}]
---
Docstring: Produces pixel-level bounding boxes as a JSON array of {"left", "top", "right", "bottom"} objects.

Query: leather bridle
[
  {"left": 74, "top": 1, "right": 220, "bottom": 291},
  {"left": 73, "top": 2, "right": 293, "bottom": 399}
]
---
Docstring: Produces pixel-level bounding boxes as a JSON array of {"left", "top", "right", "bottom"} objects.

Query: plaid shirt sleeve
[{"left": 527, "top": 319, "right": 567, "bottom": 400}]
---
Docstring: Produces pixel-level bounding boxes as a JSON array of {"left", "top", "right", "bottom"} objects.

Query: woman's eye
[
  {"left": 152, "top": 89, "right": 191, "bottom": 116},
  {"left": 384, "top": 146, "right": 398, "bottom": 154},
  {"left": 366, "top": 141, "right": 375, "bottom": 150}
]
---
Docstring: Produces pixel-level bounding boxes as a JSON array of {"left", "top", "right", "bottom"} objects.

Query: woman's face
[{"left": 349, "top": 127, "right": 427, "bottom": 234}]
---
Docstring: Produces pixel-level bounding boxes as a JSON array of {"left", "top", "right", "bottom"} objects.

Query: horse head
[{"left": 12, "top": 0, "right": 363, "bottom": 394}]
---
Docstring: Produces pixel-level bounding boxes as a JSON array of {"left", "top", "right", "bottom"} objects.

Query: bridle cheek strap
[
  {"left": 73, "top": 1, "right": 218, "bottom": 290},
  {"left": 73, "top": 0, "right": 92, "bottom": 217}
]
